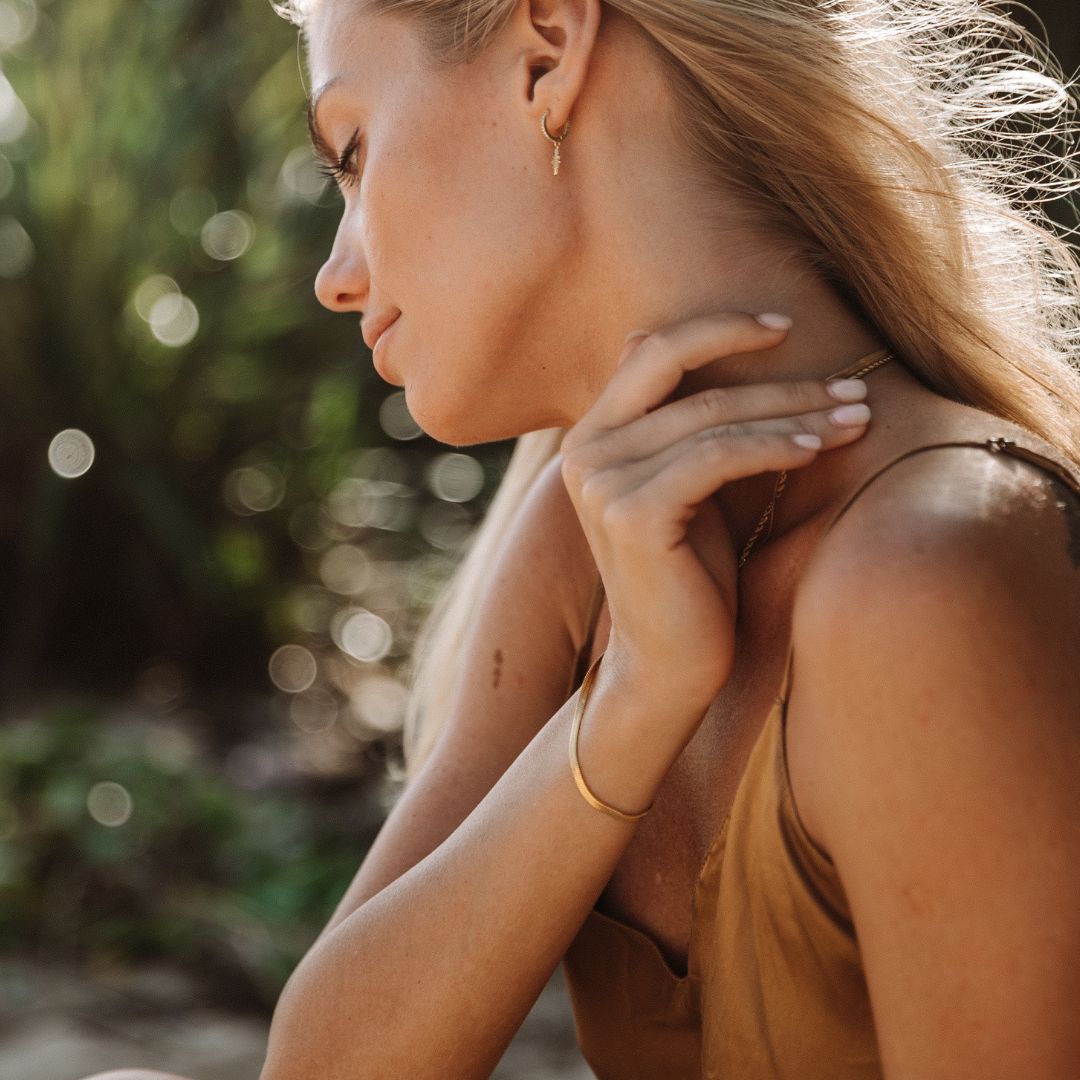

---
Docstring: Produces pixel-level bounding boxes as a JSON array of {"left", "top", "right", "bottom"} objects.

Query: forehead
[{"left": 306, "top": 2, "right": 418, "bottom": 96}]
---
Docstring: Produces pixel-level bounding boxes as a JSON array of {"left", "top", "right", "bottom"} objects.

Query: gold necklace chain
[{"left": 736, "top": 349, "right": 896, "bottom": 570}]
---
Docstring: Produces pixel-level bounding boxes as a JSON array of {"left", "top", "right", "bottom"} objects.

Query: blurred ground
[{"left": 0, "top": 955, "right": 595, "bottom": 1080}]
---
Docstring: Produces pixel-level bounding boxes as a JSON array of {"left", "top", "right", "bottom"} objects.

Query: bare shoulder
[
  {"left": 790, "top": 421, "right": 1080, "bottom": 751},
  {"left": 805, "top": 425, "right": 1080, "bottom": 589},
  {"left": 780, "top": 434, "right": 1080, "bottom": 1076}
]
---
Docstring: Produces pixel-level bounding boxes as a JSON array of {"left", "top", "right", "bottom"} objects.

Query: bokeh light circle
[
  {"left": 268, "top": 644, "right": 317, "bottom": 693},
  {"left": 133, "top": 274, "right": 180, "bottom": 321},
  {"left": 418, "top": 501, "right": 474, "bottom": 551},
  {"left": 348, "top": 675, "right": 408, "bottom": 734},
  {"left": 427, "top": 453, "right": 484, "bottom": 503},
  {"left": 87, "top": 782, "right": 133, "bottom": 827},
  {"left": 48, "top": 428, "right": 95, "bottom": 478},
  {"left": 279, "top": 145, "right": 330, "bottom": 204},
  {"left": 0, "top": 215, "right": 33, "bottom": 277},
  {"left": 0, "top": 72, "right": 28, "bottom": 144},
  {"left": 149, "top": 294, "right": 199, "bottom": 347},
  {"left": 318, "top": 544, "right": 371, "bottom": 595},
  {"left": 200, "top": 210, "right": 255, "bottom": 262},
  {"left": 327, "top": 477, "right": 376, "bottom": 528},
  {"left": 289, "top": 688, "right": 338, "bottom": 733},
  {"left": 333, "top": 608, "right": 393, "bottom": 663},
  {"left": 378, "top": 392, "right": 423, "bottom": 441},
  {"left": 0, "top": 1, "right": 37, "bottom": 50},
  {"left": 226, "top": 464, "right": 286, "bottom": 514}
]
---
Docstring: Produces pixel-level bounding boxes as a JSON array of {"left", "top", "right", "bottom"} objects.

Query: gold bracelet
[{"left": 569, "top": 652, "right": 653, "bottom": 823}]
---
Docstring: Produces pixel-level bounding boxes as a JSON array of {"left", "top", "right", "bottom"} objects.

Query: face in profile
[{"left": 307, "top": 1, "right": 591, "bottom": 446}]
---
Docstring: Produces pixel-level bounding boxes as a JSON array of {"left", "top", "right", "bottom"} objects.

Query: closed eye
[{"left": 315, "top": 128, "right": 362, "bottom": 191}]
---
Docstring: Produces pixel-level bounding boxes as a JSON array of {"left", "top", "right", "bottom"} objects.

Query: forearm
[{"left": 261, "top": 657, "right": 698, "bottom": 1080}]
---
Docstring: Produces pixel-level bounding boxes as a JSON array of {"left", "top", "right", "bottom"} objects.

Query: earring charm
[{"left": 541, "top": 109, "right": 571, "bottom": 175}]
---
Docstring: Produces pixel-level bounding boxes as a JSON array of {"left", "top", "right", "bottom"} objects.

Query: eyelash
[{"left": 317, "top": 129, "right": 362, "bottom": 190}]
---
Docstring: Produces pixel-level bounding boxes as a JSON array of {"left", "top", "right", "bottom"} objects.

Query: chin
[{"left": 405, "top": 390, "right": 537, "bottom": 448}]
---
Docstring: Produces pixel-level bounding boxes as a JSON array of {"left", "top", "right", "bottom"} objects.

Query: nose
[{"left": 314, "top": 216, "right": 368, "bottom": 313}]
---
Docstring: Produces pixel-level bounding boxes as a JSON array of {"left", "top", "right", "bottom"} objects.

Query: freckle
[
  {"left": 515, "top": 673, "right": 524, "bottom": 687},
  {"left": 900, "top": 883, "right": 932, "bottom": 916},
  {"left": 492, "top": 648, "right": 503, "bottom": 690}
]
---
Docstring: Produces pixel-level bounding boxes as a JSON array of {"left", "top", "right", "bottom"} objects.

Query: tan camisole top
[{"left": 560, "top": 434, "right": 1080, "bottom": 1080}]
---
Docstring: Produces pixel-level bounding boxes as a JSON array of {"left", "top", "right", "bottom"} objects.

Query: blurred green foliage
[
  {"left": 0, "top": 0, "right": 509, "bottom": 703},
  {"left": 0, "top": 0, "right": 510, "bottom": 1003},
  {"left": 0, "top": 702, "right": 389, "bottom": 1010}
]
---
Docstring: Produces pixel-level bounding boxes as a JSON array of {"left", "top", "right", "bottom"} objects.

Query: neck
[
  {"left": 614, "top": 284, "right": 899, "bottom": 559},
  {"left": 719, "top": 353, "right": 926, "bottom": 562},
  {"left": 565, "top": 177, "right": 915, "bottom": 556}
]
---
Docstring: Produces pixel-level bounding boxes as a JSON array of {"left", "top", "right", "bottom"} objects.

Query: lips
[{"left": 362, "top": 311, "right": 401, "bottom": 351}]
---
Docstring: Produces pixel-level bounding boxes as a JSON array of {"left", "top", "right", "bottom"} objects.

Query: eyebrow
[{"left": 306, "top": 77, "right": 341, "bottom": 162}]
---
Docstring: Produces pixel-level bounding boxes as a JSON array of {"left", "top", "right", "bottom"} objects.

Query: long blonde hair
[{"left": 280, "top": 0, "right": 1080, "bottom": 780}]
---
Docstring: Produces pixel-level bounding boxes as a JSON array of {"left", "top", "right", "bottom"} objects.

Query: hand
[{"left": 559, "top": 312, "right": 871, "bottom": 714}]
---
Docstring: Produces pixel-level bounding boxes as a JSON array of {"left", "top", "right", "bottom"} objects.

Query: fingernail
[
  {"left": 829, "top": 403, "right": 871, "bottom": 426},
  {"left": 826, "top": 378, "right": 867, "bottom": 403},
  {"left": 756, "top": 313, "right": 793, "bottom": 330},
  {"left": 624, "top": 329, "right": 649, "bottom": 344},
  {"left": 792, "top": 434, "right": 822, "bottom": 450}
]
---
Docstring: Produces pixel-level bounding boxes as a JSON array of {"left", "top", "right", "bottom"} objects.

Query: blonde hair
[{"left": 280, "top": 0, "right": 1080, "bottom": 781}]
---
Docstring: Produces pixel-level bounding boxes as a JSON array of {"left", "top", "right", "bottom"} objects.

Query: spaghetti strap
[
  {"left": 570, "top": 435, "right": 1078, "bottom": 700},
  {"left": 821, "top": 434, "right": 1080, "bottom": 540},
  {"left": 775, "top": 434, "right": 1078, "bottom": 708}
]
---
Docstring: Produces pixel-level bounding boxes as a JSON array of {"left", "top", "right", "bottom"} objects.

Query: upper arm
[
  {"left": 789, "top": 456, "right": 1080, "bottom": 1079},
  {"left": 317, "top": 451, "right": 597, "bottom": 939}
]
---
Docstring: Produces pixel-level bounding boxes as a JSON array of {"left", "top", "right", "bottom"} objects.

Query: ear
[{"left": 506, "top": 0, "right": 602, "bottom": 130}]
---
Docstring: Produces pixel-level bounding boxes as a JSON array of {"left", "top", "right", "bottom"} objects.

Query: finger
[
  {"left": 600, "top": 429, "right": 826, "bottom": 547},
  {"left": 587, "top": 377, "right": 868, "bottom": 465},
  {"left": 574, "top": 313, "right": 790, "bottom": 441},
  {"left": 600, "top": 402, "right": 870, "bottom": 495}
]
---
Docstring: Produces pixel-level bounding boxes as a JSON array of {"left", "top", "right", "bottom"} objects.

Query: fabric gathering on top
[{"left": 559, "top": 435, "right": 1080, "bottom": 1080}]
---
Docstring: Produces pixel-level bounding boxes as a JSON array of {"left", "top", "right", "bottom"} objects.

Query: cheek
[
  {"left": 392, "top": 100, "right": 539, "bottom": 280},
  {"left": 369, "top": 102, "right": 567, "bottom": 436}
]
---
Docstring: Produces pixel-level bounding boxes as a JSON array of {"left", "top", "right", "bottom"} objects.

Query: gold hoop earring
[{"left": 540, "top": 108, "right": 571, "bottom": 176}]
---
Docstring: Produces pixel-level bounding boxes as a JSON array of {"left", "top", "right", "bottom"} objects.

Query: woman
[{"left": 87, "top": 0, "right": 1080, "bottom": 1078}]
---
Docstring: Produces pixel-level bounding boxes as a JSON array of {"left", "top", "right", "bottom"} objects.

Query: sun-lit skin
[
  {"left": 308, "top": 0, "right": 948, "bottom": 551},
  {"left": 72, "top": 9, "right": 1080, "bottom": 1080}
]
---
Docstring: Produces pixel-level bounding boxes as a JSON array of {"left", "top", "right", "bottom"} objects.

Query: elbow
[
  {"left": 258, "top": 958, "right": 382, "bottom": 1080},
  {"left": 259, "top": 969, "right": 328, "bottom": 1080}
]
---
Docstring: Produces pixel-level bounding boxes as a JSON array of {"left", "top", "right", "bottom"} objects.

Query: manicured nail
[
  {"left": 756, "top": 313, "right": 793, "bottom": 330},
  {"left": 826, "top": 378, "right": 867, "bottom": 403},
  {"left": 792, "top": 434, "right": 822, "bottom": 450},
  {"left": 829, "top": 403, "right": 871, "bottom": 426}
]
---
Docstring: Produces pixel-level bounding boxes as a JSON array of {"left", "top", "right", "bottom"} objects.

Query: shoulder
[
  {"left": 783, "top": 436, "right": 1080, "bottom": 1074},
  {"left": 789, "top": 432, "right": 1080, "bottom": 786},
  {"left": 801, "top": 432, "right": 1080, "bottom": 608}
]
